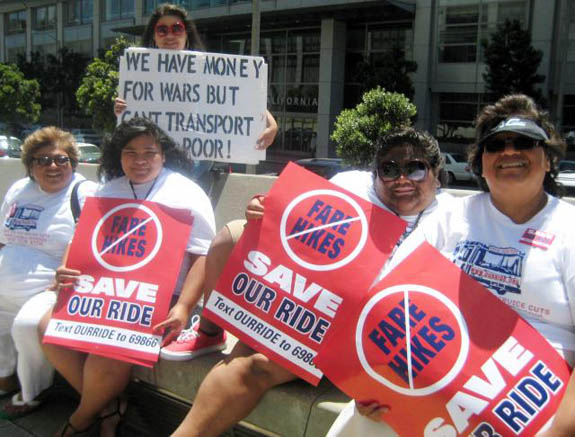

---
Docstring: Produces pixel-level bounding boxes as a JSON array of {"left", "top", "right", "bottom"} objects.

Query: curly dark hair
[
  {"left": 142, "top": 3, "right": 205, "bottom": 51},
  {"left": 98, "top": 117, "right": 195, "bottom": 182},
  {"left": 372, "top": 128, "right": 445, "bottom": 181},
  {"left": 21, "top": 126, "right": 79, "bottom": 178},
  {"left": 468, "top": 94, "right": 566, "bottom": 196}
]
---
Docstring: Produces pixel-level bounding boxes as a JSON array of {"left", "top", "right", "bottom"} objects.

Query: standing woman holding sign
[
  {"left": 114, "top": 3, "right": 278, "bottom": 187},
  {"left": 40, "top": 117, "right": 216, "bottom": 436}
]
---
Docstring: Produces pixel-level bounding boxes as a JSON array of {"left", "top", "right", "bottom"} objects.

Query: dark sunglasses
[
  {"left": 378, "top": 159, "right": 429, "bottom": 182},
  {"left": 483, "top": 136, "right": 542, "bottom": 154},
  {"left": 32, "top": 155, "right": 71, "bottom": 167},
  {"left": 155, "top": 22, "right": 185, "bottom": 37}
]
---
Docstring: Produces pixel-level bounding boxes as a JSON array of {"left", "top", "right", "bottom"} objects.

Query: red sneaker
[{"left": 160, "top": 320, "right": 227, "bottom": 361}]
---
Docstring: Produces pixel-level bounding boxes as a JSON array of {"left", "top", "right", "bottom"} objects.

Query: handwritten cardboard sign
[{"left": 118, "top": 48, "right": 268, "bottom": 164}]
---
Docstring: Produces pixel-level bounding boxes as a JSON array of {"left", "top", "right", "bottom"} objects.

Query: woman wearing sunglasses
[
  {"left": 114, "top": 3, "right": 278, "bottom": 188},
  {"left": 348, "top": 94, "right": 575, "bottom": 436},
  {"left": 169, "top": 127, "right": 455, "bottom": 437},
  {"left": 0, "top": 128, "right": 97, "bottom": 420}
]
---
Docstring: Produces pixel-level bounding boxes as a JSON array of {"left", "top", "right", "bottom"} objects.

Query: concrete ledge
[{"left": 131, "top": 334, "right": 350, "bottom": 436}]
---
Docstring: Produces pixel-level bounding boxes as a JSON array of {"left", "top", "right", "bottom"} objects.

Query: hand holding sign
[
  {"left": 315, "top": 243, "right": 571, "bottom": 436},
  {"left": 44, "top": 197, "right": 193, "bottom": 367},
  {"left": 203, "top": 163, "right": 406, "bottom": 384}
]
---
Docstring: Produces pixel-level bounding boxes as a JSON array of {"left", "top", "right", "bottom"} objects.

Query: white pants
[
  {"left": 0, "top": 291, "right": 56, "bottom": 402},
  {"left": 326, "top": 401, "right": 397, "bottom": 437}
]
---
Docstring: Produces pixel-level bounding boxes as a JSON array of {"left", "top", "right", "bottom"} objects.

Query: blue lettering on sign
[
  {"left": 231, "top": 272, "right": 277, "bottom": 313},
  {"left": 67, "top": 295, "right": 104, "bottom": 318},
  {"left": 471, "top": 422, "right": 502, "bottom": 437},
  {"left": 493, "top": 360, "right": 563, "bottom": 434},
  {"left": 273, "top": 297, "right": 330, "bottom": 343},
  {"left": 368, "top": 298, "right": 456, "bottom": 384},
  {"left": 288, "top": 199, "right": 351, "bottom": 260},
  {"left": 106, "top": 299, "right": 154, "bottom": 327},
  {"left": 100, "top": 215, "right": 148, "bottom": 257}
]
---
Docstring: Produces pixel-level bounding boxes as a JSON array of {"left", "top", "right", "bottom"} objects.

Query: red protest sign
[
  {"left": 203, "top": 163, "right": 406, "bottom": 384},
  {"left": 43, "top": 197, "right": 193, "bottom": 366},
  {"left": 315, "top": 242, "right": 571, "bottom": 436}
]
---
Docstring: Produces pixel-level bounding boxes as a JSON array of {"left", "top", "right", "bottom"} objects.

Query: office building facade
[{"left": 0, "top": 0, "right": 573, "bottom": 162}]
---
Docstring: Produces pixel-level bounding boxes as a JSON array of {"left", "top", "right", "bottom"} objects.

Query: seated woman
[
  {"left": 40, "top": 117, "right": 215, "bottom": 436},
  {"left": 0, "top": 127, "right": 96, "bottom": 419},
  {"left": 169, "top": 128, "right": 454, "bottom": 436},
  {"left": 330, "top": 94, "right": 575, "bottom": 436}
]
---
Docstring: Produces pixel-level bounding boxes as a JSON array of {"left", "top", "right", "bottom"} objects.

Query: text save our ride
[
  {"left": 65, "top": 214, "right": 160, "bottom": 327},
  {"left": 230, "top": 198, "right": 362, "bottom": 345}
]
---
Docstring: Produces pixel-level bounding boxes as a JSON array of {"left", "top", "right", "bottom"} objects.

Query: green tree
[
  {"left": 353, "top": 47, "right": 418, "bottom": 100},
  {"left": 76, "top": 37, "right": 131, "bottom": 132},
  {"left": 482, "top": 19, "right": 545, "bottom": 103},
  {"left": 18, "top": 48, "right": 90, "bottom": 119},
  {"left": 0, "top": 63, "right": 41, "bottom": 133},
  {"left": 331, "top": 87, "right": 416, "bottom": 167}
]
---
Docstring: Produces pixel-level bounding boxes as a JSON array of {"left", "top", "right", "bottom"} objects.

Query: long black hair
[
  {"left": 141, "top": 3, "right": 205, "bottom": 51},
  {"left": 98, "top": 117, "right": 195, "bottom": 182}
]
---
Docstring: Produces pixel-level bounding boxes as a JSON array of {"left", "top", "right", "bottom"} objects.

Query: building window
[
  {"left": 102, "top": 0, "right": 134, "bottom": 21},
  {"left": 6, "top": 10, "right": 26, "bottom": 34},
  {"left": 344, "top": 23, "right": 413, "bottom": 109},
  {"left": 33, "top": 5, "right": 56, "bottom": 30},
  {"left": 438, "top": 0, "right": 528, "bottom": 63},
  {"left": 212, "top": 29, "right": 319, "bottom": 155},
  {"left": 264, "top": 29, "right": 319, "bottom": 155},
  {"left": 437, "top": 93, "right": 492, "bottom": 141},
  {"left": 65, "top": 0, "right": 93, "bottom": 25}
]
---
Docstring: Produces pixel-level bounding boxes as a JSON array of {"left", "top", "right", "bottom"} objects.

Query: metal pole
[
  {"left": 246, "top": 0, "right": 261, "bottom": 174},
  {"left": 251, "top": 0, "right": 260, "bottom": 56}
]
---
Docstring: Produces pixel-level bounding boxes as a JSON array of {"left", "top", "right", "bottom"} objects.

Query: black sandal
[
  {"left": 58, "top": 418, "right": 96, "bottom": 436},
  {"left": 99, "top": 397, "right": 127, "bottom": 437}
]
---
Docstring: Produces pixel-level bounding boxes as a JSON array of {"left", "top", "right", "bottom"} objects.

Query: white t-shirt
[
  {"left": 0, "top": 173, "right": 97, "bottom": 299},
  {"left": 95, "top": 168, "right": 216, "bottom": 256},
  {"left": 95, "top": 168, "right": 216, "bottom": 294},
  {"left": 393, "top": 192, "right": 575, "bottom": 365}
]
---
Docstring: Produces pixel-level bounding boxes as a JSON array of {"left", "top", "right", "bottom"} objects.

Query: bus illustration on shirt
[
  {"left": 452, "top": 240, "right": 524, "bottom": 295},
  {"left": 5, "top": 203, "right": 44, "bottom": 231}
]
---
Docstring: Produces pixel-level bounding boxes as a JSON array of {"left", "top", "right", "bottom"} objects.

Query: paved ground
[
  {"left": 0, "top": 390, "right": 142, "bottom": 437},
  {"left": 0, "top": 392, "right": 76, "bottom": 437}
]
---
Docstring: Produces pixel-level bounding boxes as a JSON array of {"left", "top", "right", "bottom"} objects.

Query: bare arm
[
  {"left": 538, "top": 369, "right": 575, "bottom": 436},
  {"left": 256, "top": 110, "right": 278, "bottom": 150}
]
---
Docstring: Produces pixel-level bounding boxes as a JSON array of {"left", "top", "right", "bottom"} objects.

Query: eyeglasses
[
  {"left": 32, "top": 155, "right": 71, "bottom": 167},
  {"left": 377, "top": 160, "right": 429, "bottom": 182},
  {"left": 483, "top": 136, "right": 541, "bottom": 153},
  {"left": 155, "top": 22, "right": 185, "bottom": 37}
]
